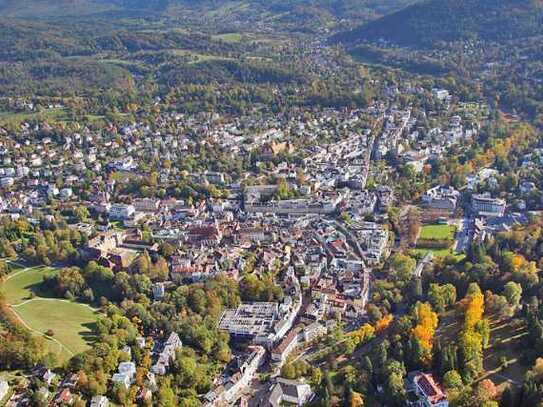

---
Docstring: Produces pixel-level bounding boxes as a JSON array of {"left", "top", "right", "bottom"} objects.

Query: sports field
[
  {"left": 419, "top": 224, "right": 456, "bottom": 240},
  {"left": 1, "top": 264, "right": 99, "bottom": 362}
]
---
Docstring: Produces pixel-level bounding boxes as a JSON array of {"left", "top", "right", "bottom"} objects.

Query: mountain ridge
[{"left": 333, "top": 0, "right": 543, "bottom": 47}]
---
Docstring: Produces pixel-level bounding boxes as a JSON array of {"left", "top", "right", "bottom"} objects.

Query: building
[
  {"left": 265, "top": 378, "right": 314, "bottom": 407},
  {"left": 271, "top": 326, "right": 302, "bottom": 365},
  {"left": 133, "top": 198, "right": 160, "bottom": 213},
  {"left": 204, "top": 346, "right": 265, "bottom": 407},
  {"left": 218, "top": 303, "right": 278, "bottom": 341},
  {"left": 109, "top": 204, "right": 135, "bottom": 220},
  {"left": 301, "top": 322, "right": 327, "bottom": 343},
  {"left": 245, "top": 198, "right": 338, "bottom": 215},
  {"left": 112, "top": 361, "right": 136, "bottom": 388},
  {"left": 407, "top": 371, "right": 448, "bottom": 407},
  {"left": 152, "top": 282, "right": 165, "bottom": 300},
  {"left": 0, "top": 380, "right": 8, "bottom": 401},
  {"left": 471, "top": 194, "right": 506, "bottom": 217},
  {"left": 90, "top": 395, "right": 109, "bottom": 407},
  {"left": 151, "top": 332, "right": 183, "bottom": 375},
  {"left": 422, "top": 186, "right": 460, "bottom": 211}
]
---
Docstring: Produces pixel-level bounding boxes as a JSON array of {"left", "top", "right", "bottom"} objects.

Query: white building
[
  {"left": 0, "top": 380, "right": 9, "bottom": 401},
  {"left": 90, "top": 395, "right": 109, "bottom": 407},
  {"left": 267, "top": 378, "right": 314, "bottom": 406},
  {"left": 472, "top": 194, "right": 506, "bottom": 217},
  {"left": 422, "top": 185, "right": 460, "bottom": 211},
  {"left": 109, "top": 204, "right": 135, "bottom": 220}
]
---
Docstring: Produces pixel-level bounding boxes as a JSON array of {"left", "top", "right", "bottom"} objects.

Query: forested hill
[
  {"left": 333, "top": 0, "right": 543, "bottom": 47},
  {"left": 0, "top": 0, "right": 415, "bottom": 20}
]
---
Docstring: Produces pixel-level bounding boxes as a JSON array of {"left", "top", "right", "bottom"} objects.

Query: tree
[
  {"left": 349, "top": 389, "right": 364, "bottom": 407},
  {"left": 158, "top": 380, "right": 176, "bottom": 407},
  {"left": 389, "top": 253, "right": 416, "bottom": 281},
  {"left": 443, "top": 370, "right": 463, "bottom": 389},
  {"left": 474, "top": 379, "right": 498, "bottom": 405},
  {"left": 412, "top": 302, "right": 438, "bottom": 364},
  {"left": 503, "top": 281, "right": 522, "bottom": 308},
  {"left": 385, "top": 360, "right": 407, "bottom": 404}
]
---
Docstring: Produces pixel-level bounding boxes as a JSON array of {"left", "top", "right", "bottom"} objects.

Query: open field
[
  {"left": 409, "top": 248, "right": 465, "bottom": 260},
  {"left": 419, "top": 224, "right": 456, "bottom": 240},
  {"left": 11, "top": 299, "right": 98, "bottom": 357},
  {"left": 1, "top": 265, "right": 59, "bottom": 305},
  {"left": 213, "top": 32, "right": 243, "bottom": 42},
  {"left": 1, "top": 265, "right": 99, "bottom": 362}
]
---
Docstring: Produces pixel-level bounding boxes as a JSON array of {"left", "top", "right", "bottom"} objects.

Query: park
[{"left": 1, "top": 263, "right": 99, "bottom": 363}]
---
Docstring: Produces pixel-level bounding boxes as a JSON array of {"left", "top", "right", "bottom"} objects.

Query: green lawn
[
  {"left": 419, "top": 224, "right": 456, "bottom": 240},
  {"left": 213, "top": 32, "right": 243, "bottom": 42},
  {"left": 409, "top": 248, "right": 465, "bottom": 260},
  {"left": 11, "top": 299, "right": 98, "bottom": 358},
  {"left": 1, "top": 266, "right": 59, "bottom": 305},
  {"left": 1, "top": 265, "right": 99, "bottom": 363}
]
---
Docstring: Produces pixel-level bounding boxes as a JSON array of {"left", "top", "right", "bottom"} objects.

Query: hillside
[
  {"left": 0, "top": 0, "right": 415, "bottom": 21},
  {"left": 334, "top": 0, "right": 543, "bottom": 47}
]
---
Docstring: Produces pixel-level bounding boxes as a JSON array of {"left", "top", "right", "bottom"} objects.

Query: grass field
[
  {"left": 213, "top": 32, "right": 243, "bottom": 42},
  {"left": 410, "top": 247, "right": 460, "bottom": 258},
  {"left": 419, "top": 224, "right": 456, "bottom": 240},
  {"left": 1, "top": 265, "right": 59, "bottom": 305},
  {"left": 1, "top": 265, "right": 98, "bottom": 362},
  {"left": 12, "top": 299, "right": 98, "bottom": 357}
]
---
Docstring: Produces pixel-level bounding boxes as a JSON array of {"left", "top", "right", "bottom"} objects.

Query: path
[
  {"left": 8, "top": 305, "right": 75, "bottom": 357},
  {"left": 2, "top": 264, "right": 98, "bottom": 358},
  {"left": 4, "top": 264, "right": 41, "bottom": 281},
  {"left": 11, "top": 297, "right": 98, "bottom": 312}
]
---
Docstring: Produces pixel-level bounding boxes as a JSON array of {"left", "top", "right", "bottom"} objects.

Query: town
[{"left": 0, "top": 68, "right": 537, "bottom": 406}]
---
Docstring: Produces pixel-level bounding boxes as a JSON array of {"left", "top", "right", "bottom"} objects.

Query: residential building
[
  {"left": 271, "top": 326, "right": 302, "bottom": 365},
  {"left": 422, "top": 186, "right": 460, "bottom": 211},
  {"left": 265, "top": 378, "right": 314, "bottom": 407},
  {"left": 109, "top": 204, "right": 135, "bottom": 220},
  {"left": 90, "top": 395, "right": 109, "bottom": 407},
  {"left": 407, "top": 371, "right": 448, "bottom": 407},
  {"left": 0, "top": 380, "right": 8, "bottom": 401},
  {"left": 471, "top": 194, "right": 506, "bottom": 217},
  {"left": 151, "top": 332, "right": 183, "bottom": 375}
]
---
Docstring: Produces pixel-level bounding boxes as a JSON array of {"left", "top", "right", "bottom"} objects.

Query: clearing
[{"left": 0, "top": 265, "right": 99, "bottom": 362}]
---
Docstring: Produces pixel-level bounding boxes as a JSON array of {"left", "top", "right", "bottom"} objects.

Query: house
[
  {"left": 54, "top": 388, "right": 74, "bottom": 405},
  {"left": 109, "top": 204, "right": 135, "bottom": 220},
  {"left": 152, "top": 282, "right": 165, "bottom": 299},
  {"left": 151, "top": 332, "right": 183, "bottom": 375},
  {"left": 407, "top": 371, "right": 448, "bottom": 407},
  {"left": 90, "top": 395, "right": 109, "bottom": 407},
  {"left": 266, "top": 378, "right": 314, "bottom": 406},
  {"left": 118, "top": 362, "right": 136, "bottom": 379},
  {"left": 112, "top": 374, "right": 131, "bottom": 389},
  {"left": 112, "top": 362, "right": 136, "bottom": 388},
  {"left": 204, "top": 346, "right": 265, "bottom": 407},
  {"left": 271, "top": 326, "right": 302, "bottom": 365},
  {"left": 0, "top": 380, "right": 8, "bottom": 401}
]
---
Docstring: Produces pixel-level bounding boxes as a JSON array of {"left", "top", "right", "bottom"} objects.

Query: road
[
  {"left": 414, "top": 252, "right": 433, "bottom": 278},
  {"left": 452, "top": 216, "right": 473, "bottom": 253}
]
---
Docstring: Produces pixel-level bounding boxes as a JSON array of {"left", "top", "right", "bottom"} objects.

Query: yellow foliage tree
[
  {"left": 412, "top": 303, "right": 438, "bottom": 351},
  {"left": 350, "top": 323, "right": 375, "bottom": 346},
  {"left": 464, "top": 292, "right": 484, "bottom": 331}
]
